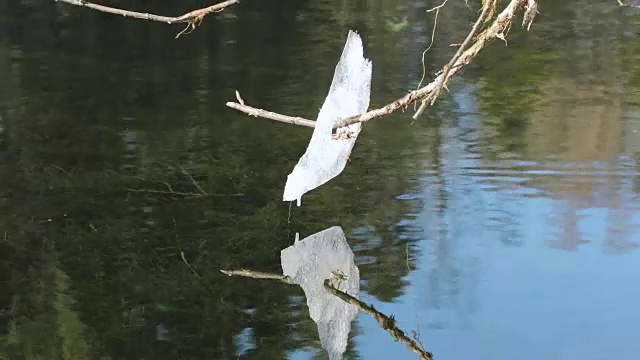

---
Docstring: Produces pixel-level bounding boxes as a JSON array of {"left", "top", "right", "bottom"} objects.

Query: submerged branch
[
  {"left": 56, "top": 0, "right": 239, "bottom": 37},
  {"left": 324, "top": 280, "right": 432, "bottom": 360},
  {"left": 413, "top": 0, "right": 496, "bottom": 118},
  {"left": 226, "top": 0, "right": 537, "bottom": 127},
  {"left": 115, "top": 163, "right": 242, "bottom": 197}
]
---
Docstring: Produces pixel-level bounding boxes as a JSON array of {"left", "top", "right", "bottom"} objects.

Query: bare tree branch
[
  {"left": 56, "top": 0, "right": 239, "bottom": 37},
  {"left": 220, "top": 269, "right": 293, "bottom": 283},
  {"left": 617, "top": 0, "right": 640, "bottom": 8},
  {"left": 417, "top": 0, "right": 449, "bottom": 94},
  {"left": 324, "top": 280, "right": 433, "bottom": 360},
  {"left": 413, "top": 0, "right": 496, "bottom": 118},
  {"left": 226, "top": 0, "right": 538, "bottom": 127},
  {"left": 226, "top": 101, "right": 317, "bottom": 128}
]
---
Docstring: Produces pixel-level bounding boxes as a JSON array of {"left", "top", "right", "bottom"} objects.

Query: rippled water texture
[{"left": 1, "top": 0, "right": 639, "bottom": 359}]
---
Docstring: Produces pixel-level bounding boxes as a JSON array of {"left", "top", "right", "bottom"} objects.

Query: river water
[{"left": 1, "top": 0, "right": 639, "bottom": 359}]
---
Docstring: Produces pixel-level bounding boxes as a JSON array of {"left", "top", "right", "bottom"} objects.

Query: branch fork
[
  {"left": 227, "top": 0, "right": 539, "bottom": 128},
  {"left": 56, "top": 0, "right": 239, "bottom": 37}
]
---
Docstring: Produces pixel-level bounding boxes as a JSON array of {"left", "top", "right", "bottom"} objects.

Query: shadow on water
[{"left": 1, "top": 0, "right": 640, "bottom": 359}]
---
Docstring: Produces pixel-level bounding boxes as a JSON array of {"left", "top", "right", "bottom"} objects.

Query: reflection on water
[
  {"left": 281, "top": 226, "right": 359, "bottom": 360},
  {"left": 1, "top": 0, "right": 640, "bottom": 359}
]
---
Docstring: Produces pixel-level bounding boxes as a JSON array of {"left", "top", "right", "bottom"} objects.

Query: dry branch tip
[{"left": 56, "top": 0, "right": 239, "bottom": 37}]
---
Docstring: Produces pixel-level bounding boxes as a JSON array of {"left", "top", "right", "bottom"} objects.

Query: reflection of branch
[
  {"left": 221, "top": 268, "right": 432, "bottom": 359},
  {"left": 324, "top": 280, "right": 433, "bottom": 360},
  {"left": 226, "top": 102, "right": 316, "bottom": 128},
  {"left": 220, "top": 269, "right": 293, "bottom": 283},
  {"left": 617, "top": 0, "right": 640, "bottom": 8},
  {"left": 47, "top": 165, "right": 242, "bottom": 197},
  {"left": 227, "top": 0, "right": 537, "bottom": 127},
  {"left": 56, "top": 0, "right": 239, "bottom": 37}
]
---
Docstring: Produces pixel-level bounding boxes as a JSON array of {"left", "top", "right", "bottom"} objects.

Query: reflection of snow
[
  {"left": 281, "top": 226, "right": 360, "bottom": 360},
  {"left": 283, "top": 30, "right": 372, "bottom": 206}
]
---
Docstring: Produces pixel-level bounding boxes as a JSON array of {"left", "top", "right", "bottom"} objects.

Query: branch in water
[
  {"left": 55, "top": 0, "right": 239, "bottom": 37},
  {"left": 226, "top": 0, "right": 538, "bottom": 126},
  {"left": 413, "top": 0, "right": 496, "bottom": 118}
]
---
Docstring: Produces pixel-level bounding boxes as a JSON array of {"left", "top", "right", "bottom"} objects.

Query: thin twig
[
  {"left": 51, "top": 164, "right": 72, "bottom": 177},
  {"left": 123, "top": 162, "right": 236, "bottom": 197},
  {"left": 226, "top": 0, "right": 537, "bottom": 128},
  {"left": 56, "top": 0, "right": 239, "bottom": 37},
  {"left": 522, "top": 0, "right": 538, "bottom": 30},
  {"left": 226, "top": 101, "right": 317, "bottom": 128},
  {"left": 121, "top": 188, "right": 242, "bottom": 197},
  {"left": 177, "top": 166, "right": 207, "bottom": 195},
  {"left": 221, "top": 266, "right": 432, "bottom": 359},
  {"left": 617, "top": 0, "right": 640, "bottom": 8},
  {"left": 417, "top": 0, "right": 449, "bottom": 93},
  {"left": 414, "top": 0, "right": 495, "bottom": 119},
  {"left": 56, "top": 0, "right": 237, "bottom": 23},
  {"left": 173, "top": 217, "right": 202, "bottom": 278},
  {"left": 324, "top": 280, "right": 433, "bottom": 360},
  {"left": 426, "top": 0, "right": 449, "bottom": 13},
  {"left": 220, "top": 269, "right": 293, "bottom": 283}
]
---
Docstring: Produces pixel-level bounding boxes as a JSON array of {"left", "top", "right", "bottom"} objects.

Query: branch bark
[
  {"left": 226, "top": 0, "right": 538, "bottom": 127},
  {"left": 56, "top": 0, "right": 239, "bottom": 37},
  {"left": 324, "top": 280, "right": 433, "bottom": 360},
  {"left": 617, "top": 0, "right": 640, "bottom": 8},
  {"left": 226, "top": 102, "right": 317, "bottom": 128}
]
